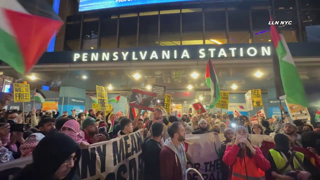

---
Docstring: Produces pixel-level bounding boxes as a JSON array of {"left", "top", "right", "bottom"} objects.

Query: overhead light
[
  {"left": 133, "top": 73, "right": 141, "bottom": 80},
  {"left": 210, "top": 39, "right": 222, "bottom": 45},
  {"left": 146, "top": 85, "right": 152, "bottom": 90},
  {"left": 157, "top": 99, "right": 160, "bottom": 103},
  {"left": 191, "top": 72, "right": 199, "bottom": 79},
  {"left": 231, "top": 84, "right": 238, "bottom": 90},
  {"left": 90, "top": 47, "right": 94, "bottom": 49},
  {"left": 254, "top": 70, "right": 263, "bottom": 78},
  {"left": 187, "top": 85, "right": 193, "bottom": 90},
  {"left": 29, "top": 75, "right": 36, "bottom": 80},
  {"left": 268, "top": 39, "right": 271, "bottom": 42},
  {"left": 107, "top": 84, "right": 113, "bottom": 90},
  {"left": 82, "top": 75, "right": 87, "bottom": 80},
  {"left": 199, "top": 96, "right": 203, "bottom": 101}
]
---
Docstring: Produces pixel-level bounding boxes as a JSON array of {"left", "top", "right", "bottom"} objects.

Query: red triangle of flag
[{"left": 4, "top": 9, "right": 63, "bottom": 73}]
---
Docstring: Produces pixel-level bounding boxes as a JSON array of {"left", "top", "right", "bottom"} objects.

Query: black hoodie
[{"left": 13, "top": 132, "right": 81, "bottom": 180}]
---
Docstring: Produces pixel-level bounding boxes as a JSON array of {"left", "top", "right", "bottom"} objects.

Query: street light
[
  {"left": 187, "top": 85, "right": 193, "bottom": 90},
  {"left": 133, "top": 73, "right": 141, "bottom": 80},
  {"left": 82, "top": 75, "right": 87, "bottom": 80},
  {"left": 231, "top": 84, "right": 238, "bottom": 90},
  {"left": 191, "top": 72, "right": 199, "bottom": 79}
]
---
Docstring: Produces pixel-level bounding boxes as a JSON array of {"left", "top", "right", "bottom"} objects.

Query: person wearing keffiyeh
[
  {"left": 0, "top": 139, "right": 14, "bottom": 163},
  {"left": 60, "top": 120, "right": 89, "bottom": 148},
  {"left": 20, "top": 133, "right": 45, "bottom": 157}
]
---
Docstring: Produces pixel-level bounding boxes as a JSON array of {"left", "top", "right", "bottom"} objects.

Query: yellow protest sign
[
  {"left": 164, "top": 94, "right": 172, "bottom": 114},
  {"left": 96, "top": 85, "right": 108, "bottom": 111},
  {"left": 92, "top": 103, "right": 100, "bottom": 111},
  {"left": 13, "top": 83, "right": 30, "bottom": 103},
  {"left": 251, "top": 89, "right": 263, "bottom": 107},
  {"left": 216, "top": 91, "right": 229, "bottom": 109}
]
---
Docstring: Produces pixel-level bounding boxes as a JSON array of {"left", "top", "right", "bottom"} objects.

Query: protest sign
[
  {"left": 257, "top": 109, "right": 266, "bottom": 118},
  {"left": 286, "top": 102, "right": 310, "bottom": 120},
  {"left": 216, "top": 91, "right": 229, "bottom": 109},
  {"left": 164, "top": 94, "right": 172, "bottom": 114},
  {"left": 251, "top": 89, "right": 263, "bottom": 107},
  {"left": 92, "top": 103, "right": 99, "bottom": 111},
  {"left": 96, "top": 85, "right": 108, "bottom": 111},
  {"left": 152, "top": 85, "right": 166, "bottom": 106},
  {"left": 13, "top": 83, "right": 30, "bottom": 103},
  {"left": 245, "top": 90, "right": 253, "bottom": 111},
  {"left": 42, "top": 101, "right": 58, "bottom": 111},
  {"left": 233, "top": 110, "right": 242, "bottom": 117},
  {"left": 193, "top": 102, "right": 206, "bottom": 114},
  {"left": 129, "top": 89, "right": 157, "bottom": 111}
]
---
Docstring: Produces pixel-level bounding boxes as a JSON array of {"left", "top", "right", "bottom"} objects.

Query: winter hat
[
  {"left": 82, "top": 117, "right": 96, "bottom": 129},
  {"left": 20, "top": 133, "right": 45, "bottom": 157},
  {"left": 283, "top": 122, "right": 298, "bottom": 131},
  {"left": 224, "top": 128, "right": 234, "bottom": 137},
  {"left": 199, "top": 119, "right": 207, "bottom": 124},
  {"left": 38, "top": 117, "right": 55, "bottom": 128},
  {"left": 31, "top": 132, "right": 80, "bottom": 179},
  {"left": 169, "top": 116, "right": 179, "bottom": 123},
  {"left": 235, "top": 125, "right": 249, "bottom": 134}
]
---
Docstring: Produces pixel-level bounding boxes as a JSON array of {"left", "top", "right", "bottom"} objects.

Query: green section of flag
[
  {"left": 0, "top": 29, "right": 24, "bottom": 74},
  {"left": 108, "top": 99, "right": 117, "bottom": 103}
]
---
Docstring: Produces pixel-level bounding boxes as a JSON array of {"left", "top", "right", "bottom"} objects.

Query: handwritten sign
[
  {"left": 251, "top": 89, "right": 263, "bottom": 107},
  {"left": 13, "top": 83, "right": 30, "bottom": 103},
  {"left": 216, "top": 91, "right": 229, "bottom": 109}
]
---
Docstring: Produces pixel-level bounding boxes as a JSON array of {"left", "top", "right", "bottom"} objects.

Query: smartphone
[{"left": 10, "top": 123, "right": 26, "bottom": 132}]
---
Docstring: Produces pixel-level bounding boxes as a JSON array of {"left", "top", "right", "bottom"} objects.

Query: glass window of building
[
  {"left": 228, "top": 8, "right": 250, "bottom": 44},
  {"left": 275, "top": 10, "right": 298, "bottom": 42},
  {"left": 160, "top": 9, "right": 181, "bottom": 46},
  {"left": 252, "top": 9, "right": 271, "bottom": 43},
  {"left": 82, "top": 16, "right": 99, "bottom": 50},
  {"left": 302, "top": 10, "right": 320, "bottom": 26},
  {"left": 64, "top": 15, "right": 82, "bottom": 51},
  {"left": 119, "top": 13, "right": 138, "bottom": 48},
  {"left": 205, "top": 9, "right": 227, "bottom": 45},
  {"left": 139, "top": 11, "right": 159, "bottom": 47},
  {"left": 182, "top": 8, "right": 203, "bottom": 45},
  {"left": 274, "top": 0, "right": 296, "bottom": 9},
  {"left": 301, "top": 0, "right": 320, "bottom": 9},
  {"left": 100, "top": 15, "right": 118, "bottom": 49}
]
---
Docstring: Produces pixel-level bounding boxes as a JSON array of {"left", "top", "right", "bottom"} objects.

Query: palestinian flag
[
  {"left": 0, "top": 0, "right": 63, "bottom": 74},
  {"left": 234, "top": 110, "right": 242, "bottom": 117},
  {"left": 205, "top": 59, "right": 220, "bottom": 109},
  {"left": 34, "top": 89, "right": 46, "bottom": 103},
  {"left": 315, "top": 110, "right": 320, "bottom": 123},
  {"left": 89, "top": 95, "right": 98, "bottom": 103},
  {"left": 270, "top": 17, "right": 308, "bottom": 107},
  {"left": 108, "top": 95, "right": 120, "bottom": 103}
]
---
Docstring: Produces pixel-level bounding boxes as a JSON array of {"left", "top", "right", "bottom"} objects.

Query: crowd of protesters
[{"left": 0, "top": 92, "right": 319, "bottom": 180}]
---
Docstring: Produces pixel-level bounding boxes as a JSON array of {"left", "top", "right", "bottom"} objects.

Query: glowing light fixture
[
  {"left": 133, "top": 73, "right": 141, "bottom": 80},
  {"left": 199, "top": 96, "right": 203, "bottom": 101},
  {"left": 29, "top": 75, "right": 37, "bottom": 80},
  {"left": 187, "top": 85, "right": 193, "bottom": 90},
  {"left": 146, "top": 85, "right": 152, "bottom": 90},
  {"left": 90, "top": 47, "right": 94, "bottom": 49},
  {"left": 157, "top": 99, "right": 160, "bottom": 103},
  {"left": 254, "top": 70, "right": 263, "bottom": 78},
  {"left": 231, "top": 84, "right": 238, "bottom": 90},
  {"left": 210, "top": 39, "right": 222, "bottom": 45},
  {"left": 82, "top": 75, "right": 87, "bottom": 80},
  {"left": 191, "top": 72, "right": 199, "bottom": 79},
  {"left": 107, "top": 84, "right": 113, "bottom": 90}
]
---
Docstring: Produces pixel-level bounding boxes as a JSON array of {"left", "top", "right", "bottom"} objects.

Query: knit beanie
[{"left": 82, "top": 117, "right": 96, "bottom": 129}]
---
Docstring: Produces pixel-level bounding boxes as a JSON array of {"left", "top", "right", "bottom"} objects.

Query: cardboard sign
[
  {"left": 129, "top": 89, "right": 157, "bottom": 111},
  {"left": 192, "top": 102, "right": 206, "bottom": 114},
  {"left": 42, "top": 101, "right": 58, "bottom": 111},
  {"left": 251, "top": 89, "right": 263, "bottom": 107},
  {"left": 164, "top": 94, "right": 172, "bottom": 114},
  {"left": 13, "top": 83, "right": 30, "bottom": 103},
  {"left": 216, "top": 91, "right": 229, "bottom": 109},
  {"left": 286, "top": 102, "right": 310, "bottom": 120},
  {"left": 96, "top": 85, "right": 108, "bottom": 111},
  {"left": 245, "top": 90, "right": 253, "bottom": 111}
]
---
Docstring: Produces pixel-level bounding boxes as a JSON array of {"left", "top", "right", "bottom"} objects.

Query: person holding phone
[{"left": 223, "top": 126, "right": 270, "bottom": 180}]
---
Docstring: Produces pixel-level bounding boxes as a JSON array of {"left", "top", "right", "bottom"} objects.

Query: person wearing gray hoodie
[{"left": 160, "top": 122, "right": 187, "bottom": 180}]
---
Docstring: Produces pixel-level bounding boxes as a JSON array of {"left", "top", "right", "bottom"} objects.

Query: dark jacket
[
  {"left": 160, "top": 139, "right": 186, "bottom": 180},
  {"left": 142, "top": 139, "right": 162, "bottom": 180},
  {"left": 13, "top": 132, "right": 81, "bottom": 180}
]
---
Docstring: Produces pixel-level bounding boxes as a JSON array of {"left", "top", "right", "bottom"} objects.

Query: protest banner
[
  {"left": 286, "top": 101, "right": 310, "bottom": 120},
  {"left": 245, "top": 90, "right": 253, "bottom": 111},
  {"left": 13, "top": 83, "right": 30, "bottom": 103},
  {"left": 251, "top": 89, "right": 263, "bottom": 107},
  {"left": 42, "top": 101, "right": 58, "bottom": 111},
  {"left": 129, "top": 89, "right": 157, "bottom": 111},
  {"left": 164, "top": 94, "right": 172, "bottom": 114},
  {"left": 216, "top": 91, "right": 229, "bottom": 109},
  {"left": 193, "top": 102, "right": 206, "bottom": 114},
  {"left": 96, "top": 85, "right": 108, "bottom": 111}
]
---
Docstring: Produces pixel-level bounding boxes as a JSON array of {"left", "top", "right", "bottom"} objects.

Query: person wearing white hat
[{"left": 192, "top": 119, "right": 210, "bottom": 134}]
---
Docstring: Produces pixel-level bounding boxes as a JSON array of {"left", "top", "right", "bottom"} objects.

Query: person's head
[
  {"left": 212, "top": 125, "right": 220, "bottom": 133},
  {"left": 261, "top": 120, "right": 270, "bottom": 129},
  {"left": 60, "top": 120, "right": 84, "bottom": 144},
  {"left": 78, "top": 113, "right": 85, "bottom": 121},
  {"left": 136, "top": 119, "right": 144, "bottom": 130},
  {"left": 55, "top": 117, "right": 71, "bottom": 131},
  {"left": 96, "top": 111, "right": 102, "bottom": 120},
  {"left": 71, "top": 110, "right": 76, "bottom": 116},
  {"left": 235, "top": 125, "right": 249, "bottom": 139},
  {"left": 144, "top": 117, "right": 149, "bottom": 123},
  {"left": 219, "top": 122, "right": 227, "bottom": 131},
  {"left": 224, "top": 128, "right": 235, "bottom": 142},
  {"left": 45, "top": 110, "right": 53, "bottom": 118},
  {"left": 168, "top": 122, "right": 185, "bottom": 142},
  {"left": 115, "top": 111, "right": 123, "bottom": 119},
  {"left": 153, "top": 109, "right": 162, "bottom": 122},
  {"left": 63, "top": 111, "right": 68, "bottom": 116},
  {"left": 151, "top": 122, "right": 163, "bottom": 138},
  {"left": 88, "top": 109, "right": 96, "bottom": 117},
  {"left": 293, "top": 120, "right": 304, "bottom": 134},
  {"left": 82, "top": 117, "right": 98, "bottom": 137},
  {"left": 36, "top": 109, "right": 41, "bottom": 115},
  {"left": 191, "top": 115, "right": 198, "bottom": 123},
  {"left": 303, "top": 123, "right": 314, "bottom": 133},
  {"left": 38, "top": 117, "right": 56, "bottom": 135},
  {"left": 119, "top": 118, "right": 133, "bottom": 134},
  {"left": 274, "top": 133, "right": 290, "bottom": 152},
  {"left": 6, "top": 110, "right": 19, "bottom": 122},
  {"left": 181, "top": 114, "right": 188, "bottom": 121},
  {"left": 301, "top": 131, "right": 320, "bottom": 155},
  {"left": 31, "top": 132, "right": 80, "bottom": 180},
  {"left": 20, "top": 133, "right": 45, "bottom": 157},
  {"left": 283, "top": 122, "right": 298, "bottom": 135},
  {"left": 252, "top": 124, "right": 264, "bottom": 135},
  {"left": 143, "top": 111, "right": 149, "bottom": 118},
  {"left": 198, "top": 119, "right": 208, "bottom": 130},
  {"left": 168, "top": 116, "right": 179, "bottom": 123}
]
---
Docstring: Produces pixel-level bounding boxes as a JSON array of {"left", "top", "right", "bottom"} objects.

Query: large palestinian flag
[
  {"left": 0, "top": 0, "right": 63, "bottom": 74},
  {"left": 205, "top": 59, "right": 220, "bottom": 109},
  {"left": 34, "top": 89, "right": 46, "bottom": 103},
  {"left": 108, "top": 95, "right": 120, "bottom": 103},
  {"left": 270, "top": 17, "right": 308, "bottom": 107}
]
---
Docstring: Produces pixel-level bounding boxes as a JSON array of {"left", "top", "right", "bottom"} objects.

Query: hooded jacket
[
  {"left": 13, "top": 132, "right": 81, "bottom": 180},
  {"left": 160, "top": 138, "right": 187, "bottom": 180}
]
